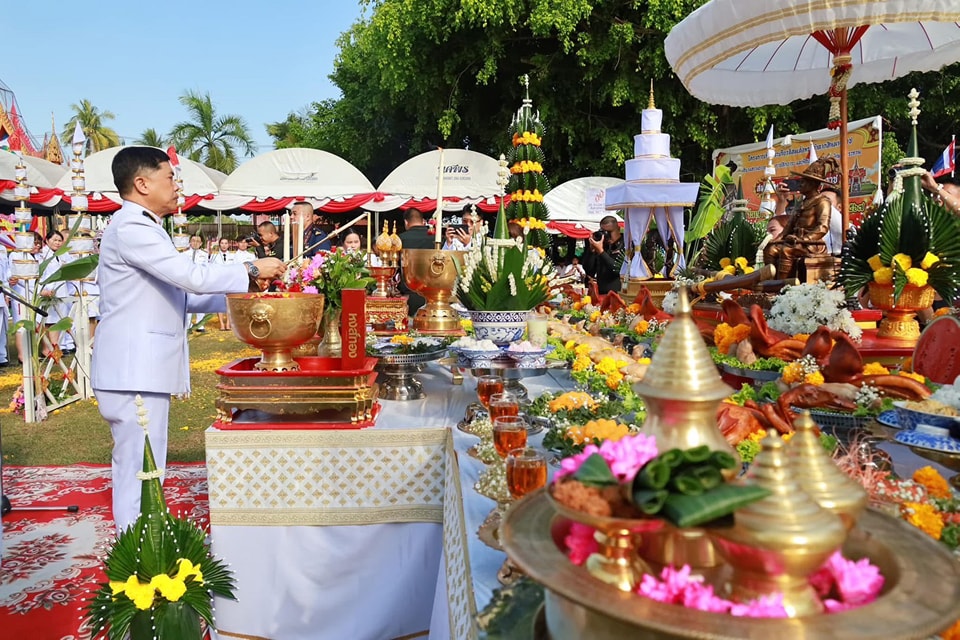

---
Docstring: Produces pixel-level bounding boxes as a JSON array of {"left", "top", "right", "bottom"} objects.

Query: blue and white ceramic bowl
[
  {"left": 894, "top": 427, "right": 960, "bottom": 454},
  {"left": 893, "top": 400, "right": 960, "bottom": 437}
]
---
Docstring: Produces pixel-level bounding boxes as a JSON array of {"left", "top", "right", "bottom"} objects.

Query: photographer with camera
[
  {"left": 249, "top": 221, "right": 280, "bottom": 259},
  {"left": 583, "top": 215, "right": 624, "bottom": 294}
]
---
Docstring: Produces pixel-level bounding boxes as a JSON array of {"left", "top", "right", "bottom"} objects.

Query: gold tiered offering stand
[
  {"left": 401, "top": 248, "right": 466, "bottom": 335},
  {"left": 367, "top": 222, "right": 410, "bottom": 335},
  {"left": 500, "top": 286, "right": 960, "bottom": 639},
  {"left": 221, "top": 292, "right": 380, "bottom": 428},
  {"left": 502, "top": 493, "right": 960, "bottom": 640}
]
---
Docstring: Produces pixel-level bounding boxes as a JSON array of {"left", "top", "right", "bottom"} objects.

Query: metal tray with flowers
[{"left": 367, "top": 337, "right": 449, "bottom": 364}]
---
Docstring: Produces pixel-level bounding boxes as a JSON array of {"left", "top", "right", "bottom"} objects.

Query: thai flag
[{"left": 931, "top": 139, "right": 955, "bottom": 178}]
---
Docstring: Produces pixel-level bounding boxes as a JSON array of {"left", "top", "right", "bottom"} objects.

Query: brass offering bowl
[
  {"left": 502, "top": 490, "right": 960, "bottom": 640},
  {"left": 226, "top": 292, "right": 325, "bottom": 371},
  {"left": 368, "top": 265, "right": 399, "bottom": 297},
  {"left": 621, "top": 278, "right": 674, "bottom": 309},
  {"left": 401, "top": 248, "right": 466, "bottom": 333},
  {"left": 545, "top": 491, "right": 664, "bottom": 592}
]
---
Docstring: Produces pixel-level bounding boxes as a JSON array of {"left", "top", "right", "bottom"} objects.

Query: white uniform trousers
[{"left": 93, "top": 389, "right": 170, "bottom": 532}]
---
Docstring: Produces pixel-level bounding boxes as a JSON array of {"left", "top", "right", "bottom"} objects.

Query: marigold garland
[
  {"left": 902, "top": 501, "right": 945, "bottom": 540},
  {"left": 913, "top": 466, "right": 952, "bottom": 500},
  {"left": 511, "top": 131, "right": 542, "bottom": 147},
  {"left": 714, "top": 322, "right": 752, "bottom": 355}
]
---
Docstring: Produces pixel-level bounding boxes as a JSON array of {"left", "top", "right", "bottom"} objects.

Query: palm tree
[
  {"left": 135, "top": 128, "right": 167, "bottom": 148},
  {"left": 168, "top": 90, "right": 257, "bottom": 173},
  {"left": 62, "top": 99, "right": 121, "bottom": 153}
]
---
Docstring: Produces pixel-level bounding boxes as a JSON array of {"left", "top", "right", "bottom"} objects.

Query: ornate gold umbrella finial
[{"left": 648, "top": 79, "right": 656, "bottom": 110}]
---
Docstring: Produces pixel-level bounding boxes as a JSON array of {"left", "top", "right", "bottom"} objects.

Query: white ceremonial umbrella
[{"left": 664, "top": 0, "right": 960, "bottom": 236}]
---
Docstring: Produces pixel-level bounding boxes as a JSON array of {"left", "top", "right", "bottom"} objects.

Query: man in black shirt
[
  {"left": 252, "top": 221, "right": 280, "bottom": 259},
  {"left": 583, "top": 215, "right": 624, "bottom": 294},
  {"left": 397, "top": 209, "right": 434, "bottom": 316}
]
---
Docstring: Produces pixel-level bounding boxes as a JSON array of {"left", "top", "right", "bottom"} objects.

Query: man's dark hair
[
  {"left": 403, "top": 209, "right": 424, "bottom": 225},
  {"left": 112, "top": 146, "right": 171, "bottom": 197},
  {"left": 599, "top": 215, "right": 619, "bottom": 228},
  {"left": 257, "top": 221, "right": 277, "bottom": 234}
]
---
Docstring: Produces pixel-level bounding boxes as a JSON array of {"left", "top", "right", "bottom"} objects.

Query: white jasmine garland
[
  {"left": 767, "top": 282, "right": 862, "bottom": 340},
  {"left": 508, "top": 273, "right": 518, "bottom": 296}
]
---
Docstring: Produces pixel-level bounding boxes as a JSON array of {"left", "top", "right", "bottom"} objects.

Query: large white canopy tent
[
  {"left": 206, "top": 147, "right": 378, "bottom": 213},
  {"left": 543, "top": 176, "right": 624, "bottom": 238},
  {"left": 0, "top": 150, "right": 63, "bottom": 207},
  {"left": 54, "top": 146, "right": 220, "bottom": 213},
  {"left": 367, "top": 149, "right": 504, "bottom": 213}
]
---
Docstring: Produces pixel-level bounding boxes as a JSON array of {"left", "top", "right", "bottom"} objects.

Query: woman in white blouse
[{"left": 210, "top": 237, "right": 233, "bottom": 330}]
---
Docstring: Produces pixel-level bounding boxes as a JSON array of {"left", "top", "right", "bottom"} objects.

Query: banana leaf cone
[{"left": 136, "top": 432, "right": 172, "bottom": 580}]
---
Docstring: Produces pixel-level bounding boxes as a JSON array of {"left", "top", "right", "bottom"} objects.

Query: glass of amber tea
[
  {"left": 493, "top": 416, "right": 528, "bottom": 458},
  {"left": 477, "top": 375, "right": 504, "bottom": 409},
  {"left": 488, "top": 392, "right": 519, "bottom": 422},
  {"left": 506, "top": 447, "right": 548, "bottom": 499}
]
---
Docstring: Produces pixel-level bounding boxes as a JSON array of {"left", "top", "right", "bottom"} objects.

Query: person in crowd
[
  {"left": 398, "top": 209, "right": 434, "bottom": 316},
  {"left": 210, "top": 238, "right": 234, "bottom": 330},
  {"left": 187, "top": 234, "right": 209, "bottom": 331},
  {"left": 252, "top": 221, "right": 280, "bottom": 259},
  {"left": 763, "top": 157, "right": 837, "bottom": 279},
  {"left": 756, "top": 214, "right": 792, "bottom": 268},
  {"left": 300, "top": 203, "right": 331, "bottom": 257},
  {"left": 508, "top": 221, "right": 523, "bottom": 240},
  {"left": 559, "top": 256, "right": 586, "bottom": 283},
  {"left": 921, "top": 171, "right": 960, "bottom": 215},
  {"left": 210, "top": 237, "right": 233, "bottom": 265},
  {"left": 443, "top": 210, "right": 477, "bottom": 250},
  {"left": 92, "top": 146, "right": 285, "bottom": 531},
  {"left": 819, "top": 189, "right": 845, "bottom": 257},
  {"left": 187, "top": 233, "right": 208, "bottom": 264},
  {"left": 38, "top": 230, "right": 74, "bottom": 354},
  {"left": 233, "top": 237, "right": 255, "bottom": 263},
  {"left": 0, "top": 246, "right": 10, "bottom": 366},
  {"left": 341, "top": 228, "right": 363, "bottom": 252},
  {"left": 583, "top": 215, "right": 625, "bottom": 294}
]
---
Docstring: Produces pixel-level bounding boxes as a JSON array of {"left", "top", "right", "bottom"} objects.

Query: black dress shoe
[{"left": 61, "top": 348, "right": 76, "bottom": 355}]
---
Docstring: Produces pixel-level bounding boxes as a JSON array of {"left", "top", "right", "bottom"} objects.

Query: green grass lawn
[{"left": 0, "top": 331, "right": 258, "bottom": 466}]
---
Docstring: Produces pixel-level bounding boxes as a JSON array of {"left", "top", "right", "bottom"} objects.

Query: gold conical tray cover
[
  {"left": 633, "top": 287, "right": 733, "bottom": 402},
  {"left": 787, "top": 411, "right": 868, "bottom": 530}
]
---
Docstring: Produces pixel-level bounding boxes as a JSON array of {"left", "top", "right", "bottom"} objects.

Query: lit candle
[
  {"left": 435, "top": 148, "right": 445, "bottom": 245},
  {"left": 366, "top": 211, "right": 372, "bottom": 254}
]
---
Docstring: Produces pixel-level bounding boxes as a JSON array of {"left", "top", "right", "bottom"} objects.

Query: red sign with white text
[{"left": 340, "top": 289, "right": 366, "bottom": 370}]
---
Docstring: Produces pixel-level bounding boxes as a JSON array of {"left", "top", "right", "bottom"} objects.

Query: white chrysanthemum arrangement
[{"left": 767, "top": 282, "right": 862, "bottom": 340}]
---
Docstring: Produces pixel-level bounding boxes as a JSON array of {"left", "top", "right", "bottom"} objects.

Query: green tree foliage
[
  {"left": 135, "top": 128, "right": 167, "bottom": 148},
  {"left": 268, "top": 0, "right": 960, "bottom": 186},
  {"left": 62, "top": 99, "right": 120, "bottom": 153},
  {"left": 169, "top": 90, "right": 256, "bottom": 173}
]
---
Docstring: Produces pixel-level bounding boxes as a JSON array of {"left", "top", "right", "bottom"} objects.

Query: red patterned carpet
[{"left": 0, "top": 464, "right": 209, "bottom": 640}]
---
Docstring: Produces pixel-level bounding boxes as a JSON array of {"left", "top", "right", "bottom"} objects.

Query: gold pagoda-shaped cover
[
  {"left": 788, "top": 411, "right": 868, "bottom": 531},
  {"left": 713, "top": 430, "right": 845, "bottom": 617},
  {"left": 632, "top": 287, "right": 738, "bottom": 459},
  {"left": 376, "top": 221, "right": 393, "bottom": 252}
]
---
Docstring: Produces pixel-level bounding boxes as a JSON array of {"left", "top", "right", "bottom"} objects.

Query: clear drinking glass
[{"left": 506, "top": 447, "right": 548, "bottom": 499}]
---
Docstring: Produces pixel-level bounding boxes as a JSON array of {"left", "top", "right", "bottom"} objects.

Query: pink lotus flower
[
  {"left": 554, "top": 434, "right": 658, "bottom": 482},
  {"left": 563, "top": 523, "right": 598, "bottom": 566}
]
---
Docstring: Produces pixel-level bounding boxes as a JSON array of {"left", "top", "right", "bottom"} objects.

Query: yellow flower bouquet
[{"left": 86, "top": 398, "right": 235, "bottom": 639}]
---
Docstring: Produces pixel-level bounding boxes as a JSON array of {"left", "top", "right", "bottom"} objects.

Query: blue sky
[{"left": 5, "top": 0, "right": 364, "bottom": 154}]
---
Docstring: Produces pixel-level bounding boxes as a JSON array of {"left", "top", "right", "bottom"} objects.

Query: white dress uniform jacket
[{"left": 91, "top": 201, "right": 249, "bottom": 396}]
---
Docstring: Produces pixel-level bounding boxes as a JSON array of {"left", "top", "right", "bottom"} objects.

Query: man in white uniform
[{"left": 92, "top": 147, "right": 284, "bottom": 531}]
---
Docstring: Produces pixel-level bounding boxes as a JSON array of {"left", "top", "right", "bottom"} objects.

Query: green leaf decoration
[
  {"left": 661, "top": 484, "right": 771, "bottom": 528},
  {"left": 477, "top": 578, "right": 545, "bottom": 640},
  {"left": 659, "top": 449, "right": 685, "bottom": 470},
  {"left": 681, "top": 445, "right": 712, "bottom": 464},
  {"left": 571, "top": 453, "right": 618, "bottom": 487},
  {"left": 40, "top": 254, "right": 99, "bottom": 286},
  {"left": 632, "top": 488, "right": 669, "bottom": 515},
  {"left": 692, "top": 466, "right": 723, "bottom": 491},
  {"left": 634, "top": 457, "right": 671, "bottom": 490},
  {"left": 708, "top": 450, "right": 738, "bottom": 471},
  {"left": 670, "top": 470, "right": 705, "bottom": 496}
]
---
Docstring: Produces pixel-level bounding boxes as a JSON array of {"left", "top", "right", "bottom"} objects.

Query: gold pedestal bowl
[
  {"left": 867, "top": 283, "right": 935, "bottom": 343},
  {"left": 401, "top": 248, "right": 466, "bottom": 334},
  {"left": 369, "top": 265, "right": 399, "bottom": 297},
  {"left": 502, "top": 490, "right": 960, "bottom": 640},
  {"left": 227, "top": 292, "right": 326, "bottom": 371}
]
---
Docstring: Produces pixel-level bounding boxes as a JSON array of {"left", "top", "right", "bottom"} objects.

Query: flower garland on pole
[{"left": 506, "top": 74, "right": 551, "bottom": 249}]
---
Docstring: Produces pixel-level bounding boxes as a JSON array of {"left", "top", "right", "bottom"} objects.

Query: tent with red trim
[
  {"left": 0, "top": 149, "right": 63, "bottom": 208},
  {"left": 543, "top": 176, "right": 624, "bottom": 238},
  {"left": 207, "top": 148, "right": 379, "bottom": 213},
  {"left": 54, "top": 146, "right": 220, "bottom": 212},
  {"left": 367, "top": 148, "right": 506, "bottom": 213}
]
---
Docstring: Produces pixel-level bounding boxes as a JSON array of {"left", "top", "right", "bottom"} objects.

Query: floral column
[{"left": 506, "top": 74, "right": 550, "bottom": 249}]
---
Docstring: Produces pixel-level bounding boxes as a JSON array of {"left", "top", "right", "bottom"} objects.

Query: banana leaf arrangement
[
  {"left": 85, "top": 397, "right": 235, "bottom": 640},
  {"left": 553, "top": 434, "right": 769, "bottom": 528}
]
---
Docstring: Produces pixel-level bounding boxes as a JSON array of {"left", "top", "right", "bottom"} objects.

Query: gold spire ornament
[
  {"left": 788, "top": 411, "right": 868, "bottom": 530},
  {"left": 711, "top": 430, "right": 845, "bottom": 617},
  {"left": 648, "top": 79, "right": 656, "bottom": 110},
  {"left": 631, "top": 286, "right": 739, "bottom": 463}
]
